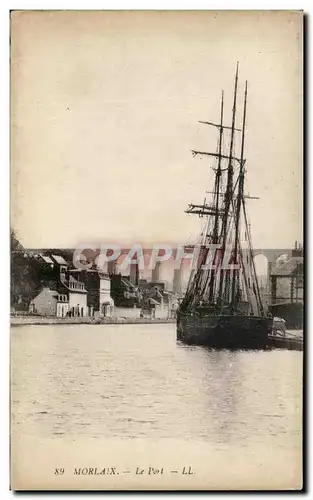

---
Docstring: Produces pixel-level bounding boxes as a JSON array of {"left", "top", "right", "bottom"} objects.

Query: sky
[{"left": 11, "top": 10, "right": 303, "bottom": 250}]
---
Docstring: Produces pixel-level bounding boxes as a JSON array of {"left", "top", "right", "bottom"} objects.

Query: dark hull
[{"left": 177, "top": 311, "right": 271, "bottom": 350}]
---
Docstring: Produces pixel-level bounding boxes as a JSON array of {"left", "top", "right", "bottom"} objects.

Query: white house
[
  {"left": 99, "top": 274, "right": 114, "bottom": 317},
  {"left": 67, "top": 276, "right": 88, "bottom": 317}
]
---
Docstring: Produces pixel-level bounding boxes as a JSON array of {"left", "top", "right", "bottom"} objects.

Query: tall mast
[
  {"left": 212, "top": 90, "right": 224, "bottom": 243},
  {"left": 231, "top": 80, "right": 248, "bottom": 306},
  {"left": 182, "top": 93, "right": 226, "bottom": 309},
  {"left": 207, "top": 91, "right": 224, "bottom": 302},
  {"left": 218, "top": 62, "right": 239, "bottom": 304}
]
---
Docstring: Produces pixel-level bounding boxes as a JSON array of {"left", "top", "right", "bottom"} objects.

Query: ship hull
[{"left": 177, "top": 311, "right": 271, "bottom": 350}]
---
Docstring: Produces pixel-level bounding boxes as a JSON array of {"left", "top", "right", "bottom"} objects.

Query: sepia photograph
[{"left": 10, "top": 10, "right": 303, "bottom": 490}]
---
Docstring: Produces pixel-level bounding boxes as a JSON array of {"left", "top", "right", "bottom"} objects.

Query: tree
[{"left": 10, "top": 230, "right": 41, "bottom": 311}]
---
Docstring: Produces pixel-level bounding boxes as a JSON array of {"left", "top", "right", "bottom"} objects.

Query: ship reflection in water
[{"left": 11, "top": 324, "right": 302, "bottom": 451}]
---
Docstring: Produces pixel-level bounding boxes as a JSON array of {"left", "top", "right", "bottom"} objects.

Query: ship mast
[
  {"left": 207, "top": 91, "right": 224, "bottom": 302},
  {"left": 218, "top": 62, "right": 239, "bottom": 306},
  {"left": 181, "top": 91, "right": 226, "bottom": 310},
  {"left": 212, "top": 91, "right": 224, "bottom": 243},
  {"left": 231, "top": 80, "right": 248, "bottom": 307}
]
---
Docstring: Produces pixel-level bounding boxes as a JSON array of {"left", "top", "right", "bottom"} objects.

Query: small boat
[{"left": 267, "top": 329, "right": 303, "bottom": 351}]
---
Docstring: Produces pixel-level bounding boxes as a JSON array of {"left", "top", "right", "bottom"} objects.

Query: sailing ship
[{"left": 177, "top": 64, "right": 273, "bottom": 349}]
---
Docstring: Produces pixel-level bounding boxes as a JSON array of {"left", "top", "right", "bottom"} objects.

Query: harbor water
[{"left": 11, "top": 323, "right": 302, "bottom": 489}]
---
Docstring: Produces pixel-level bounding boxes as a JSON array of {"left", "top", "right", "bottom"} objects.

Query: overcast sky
[{"left": 11, "top": 10, "right": 303, "bottom": 250}]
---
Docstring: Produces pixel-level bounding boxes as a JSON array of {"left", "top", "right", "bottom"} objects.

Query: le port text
[{"left": 54, "top": 466, "right": 194, "bottom": 476}]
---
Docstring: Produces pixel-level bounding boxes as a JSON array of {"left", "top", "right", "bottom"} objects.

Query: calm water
[{"left": 11, "top": 323, "right": 302, "bottom": 449}]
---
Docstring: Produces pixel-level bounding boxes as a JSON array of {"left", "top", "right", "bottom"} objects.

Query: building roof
[
  {"left": 147, "top": 298, "right": 160, "bottom": 305},
  {"left": 271, "top": 257, "right": 303, "bottom": 277},
  {"left": 31, "top": 287, "right": 58, "bottom": 302},
  {"left": 39, "top": 253, "right": 54, "bottom": 264},
  {"left": 52, "top": 254, "right": 68, "bottom": 266}
]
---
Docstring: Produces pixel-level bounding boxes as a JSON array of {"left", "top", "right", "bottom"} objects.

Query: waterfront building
[
  {"left": 110, "top": 273, "right": 141, "bottom": 308},
  {"left": 23, "top": 249, "right": 117, "bottom": 317},
  {"left": 77, "top": 268, "right": 114, "bottom": 317},
  {"left": 29, "top": 275, "right": 88, "bottom": 317},
  {"left": 99, "top": 273, "right": 114, "bottom": 316},
  {"left": 67, "top": 275, "right": 88, "bottom": 317},
  {"left": 24, "top": 251, "right": 88, "bottom": 317},
  {"left": 269, "top": 243, "right": 303, "bottom": 328},
  {"left": 29, "top": 288, "right": 69, "bottom": 317}
]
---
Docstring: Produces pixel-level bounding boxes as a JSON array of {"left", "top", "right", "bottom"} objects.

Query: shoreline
[
  {"left": 11, "top": 316, "right": 176, "bottom": 326},
  {"left": 10, "top": 316, "right": 302, "bottom": 350}
]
